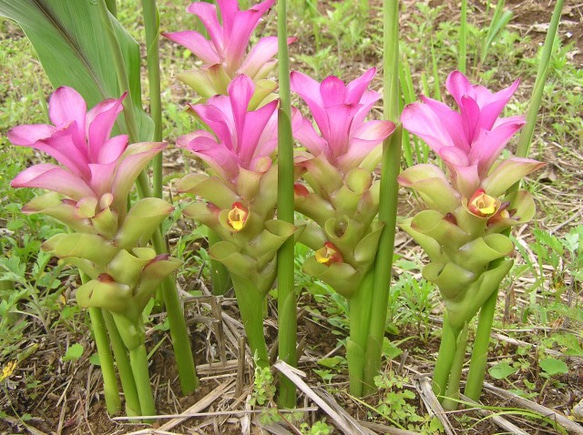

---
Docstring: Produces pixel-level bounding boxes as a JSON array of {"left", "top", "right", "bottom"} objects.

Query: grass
[{"left": 1, "top": 0, "right": 582, "bottom": 433}]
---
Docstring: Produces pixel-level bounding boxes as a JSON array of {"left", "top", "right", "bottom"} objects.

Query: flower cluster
[
  {"left": 399, "top": 71, "right": 544, "bottom": 328},
  {"left": 9, "top": 87, "right": 178, "bottom": 321},
  {"left": 164, "top": 0, "right": 293, "bottom": 103},
  {"left": 291, "top": 69, "right": 395, "bottom": 296}
]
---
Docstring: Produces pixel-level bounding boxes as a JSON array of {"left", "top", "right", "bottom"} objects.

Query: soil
[{"left": 1, "top": 0, "right": 582, "bottom": 434}]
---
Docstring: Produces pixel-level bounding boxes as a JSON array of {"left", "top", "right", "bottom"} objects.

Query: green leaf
[
  {"left": 89, "top": 353, "right": 101, "bottom": 366},
  {"left": 317, "top": 356, "right": 344, "bottom": 369},
  {"left": 63, "top": 343, "right": 84, "bottom": 362},
  {"left": 539, "top": 358, "right": 568, "bottom": 376},
  {"left": 488, "top": 362, "right": 518, "bottom": 380},
  {"left": 0, "top": 0, "right": 152, "bottom": 141}
]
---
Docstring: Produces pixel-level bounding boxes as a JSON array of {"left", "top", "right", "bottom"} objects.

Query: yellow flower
[
  {"left": 227, "top": 202, "right": 249, "bottom": 232},
  {"left": 0, "top": 360, "right": 17, "bottom": 382},
  {"left": 467, "top": 189, "right": 501, "bottom": 218}
]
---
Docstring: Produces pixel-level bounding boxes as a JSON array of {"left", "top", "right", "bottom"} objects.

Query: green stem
[
  {"left": 141, "top": 0, "right": 163, "bottom": 198},
  {"left": 362, "top": 0, "right": 402, "bottom": 397},
  {"left": 102, "top": 310, "right": 141, "bottom": 416},
  {"left": 129, "top": 344, "right": 156, "bottom": 420},
  {"left": 442, "top": 322, "right": 468, "bottom": 410},
  {"left": 276, "top": 0, "right": 297, "bottom": 409},
  {"left": 464, "top": 288, "right": 497, "bottom": 401},
  {"left": 458, "top": 0, "right": 467, "bottom": 74},
  {"left": 88, "top": 308, "right": 121, "bottom": 415},
  {"left": 231, "top": 274, "right": 269, "bottom": 368},
  {"left": 515, "top": 0, "right": 563, "bottom": 160},
  {"left": 347, "top": 270, "right": 375, "bottom": 397},
  {"left": 152, "top": 230, "right": 199, "bottom": 394},
  {"left": 208, "top": 229, "right": 231, "bottom": 295},
  {"left": 432, "top": 313, "right": 460, "bottom": 398}
]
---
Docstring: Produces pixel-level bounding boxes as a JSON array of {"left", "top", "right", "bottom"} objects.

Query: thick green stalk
[
  {"left": 347, "top": 270, "right": 375, "bottom": 397},
  {"left": 464, "top": 0, "right": 563, "bottom": 402},
  {"left": 276, "top": 0, "right": 297, "bottom": 408},
  {"left": 432, "top": 314, "right": 460, "bottom": 398},
  {"left": 102, "top": 310, "right": 141, "bottom": 417},
  {"left": 208, "top": 230, "right": 232, "bottom": 295},
  {"left": 141, "top": 0, "right": 163, "bottom": 198},
  {"left": 441, "top": 322, "right": 468, "bottom": 410},
  {"left": 129, "top": 344, "right": 156, "bottom": 420},
  {"left": 152, "top": 230, "right": 199, "bottom": 394},
  {"left": 464, "top": 289, "right": 497, "bottom": 401},
  {"left": 231, "top": 274, "right": 269, "bottom": 368},
  {"left": 88, "top": 308, "right": 121, "bottom": 415},
  {"left": 362, "top": 0, "right": 401, "bottom": 397},
  {"left": 458, "top": 0, "right": 467, "bottom": 74}
]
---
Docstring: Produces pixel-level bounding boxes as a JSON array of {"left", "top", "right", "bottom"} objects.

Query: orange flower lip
[
  {"left": 227, "top": 202, "right": 249, "bottom": 232},
  {"left": 467, "top": 189, "right": 501, "bottom": 218},
  {"left": 315, "top": 242, "right": 343, "bottom": 266}
]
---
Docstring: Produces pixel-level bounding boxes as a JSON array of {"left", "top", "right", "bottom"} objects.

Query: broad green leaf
[
  {"left": 0, "top": 0, "right": 152, "bottom": 141},
  {"left": 539, "top": 358, "right": 568, "bottom": 376},
  {"left": 488, "top": 362, "right": 517, "bottom": 380}
]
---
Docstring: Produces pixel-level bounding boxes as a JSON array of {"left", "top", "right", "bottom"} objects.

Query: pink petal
[
  {"left": 401, "top": 102, "right": 458, "bottom": 154},
  {"left": 239, "top": 100, "right": 278, "bottom": 167},
  {"left": 222, "top": 8, "right": 266, "bottom": 70},
  {"left": 162, "top": 31, "right": 221, "bottom": 65},
  {"left": 97, "top": 135, "right": 128, "bottom": 165},
  {"left": 421, "top": 96, "right": 470, "bottom": 152},
  {"left": 86, "top": 94, "right": 125, "bottom": 162},
  {"left": 11, "top": 164, "right": 94, "bottom": 200},
  {"left": 292, "top": 114, "right": 327, "bottom": 157},
  {"left": 238, "top": 36, "right": 280, "bottom": 78},
  {"left": 439, "top": 146, "right": 470, "bottom": 167},
  {"left": 291, "top": 71, "right": 328, "bottom": 136},
  {"left": 48, "top": 86, "right": 87, "bottom": 146},
  {"left": 345, "top": 68, "right": 376, "bottom": 104},
  {"left": 8, "top": 124, "right": 56, "bottom": 146},
  {"left": 33, "top": 128, "right": 90, "bottom": 178},
  {"left": 187, "top": 2, "right": 224, "bottom": 55},
  {"left": 88, "top": 162, "right": 116, "bottom": 197},
  {"left": 352, "top": 90, "right": 381, "bottom": 126},
  {"left": 176, "top": 131, "right": 216, "bottom": 150},
  {"left": 189, "top": 135, "right": 239, "bottom": 181},
  {"left": 227, "top": 75, "right": 254, "bottom": 149},
  {"left": 478, "top": 79, "right": 520, "bottom": 130},
  {"left": 320, "top": 76, "right": 347, "bottom": 106},
  {"left": 191, "top": 100, "right": 235, "bottom": 151},
  {"left": 459, "top": 95, "right": 481, "bottom": 143},
  {"left": 111, "top": 142, "right": 166, "bottom": 211},
  {"left": 325, "top": 104, "right": 357, "bottom": 157},
  {"left": 469, "top": 119, "right": 525, "bottom": 176},
  {"left": 446, "top": 70, "right": 473, "bottom": 108}
]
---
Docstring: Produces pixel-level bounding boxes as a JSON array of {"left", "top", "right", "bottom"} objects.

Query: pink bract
[
  {"left": 291, "top": 68, "right": 395, "bottom": 172},
  {"left": 177, "top": 75, "right": 278, "bottom": 182},
  {"left": 401, "top": 71, "right": 526, "bottom": 196},
  {"left": 164, "top": 0, "right": 290, "bottom": 80},
  {"left": 9, "top": 86, "right": 164, "bottom": 212}
]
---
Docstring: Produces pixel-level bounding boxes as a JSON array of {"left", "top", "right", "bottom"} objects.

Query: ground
[{"left": 0, "top": 0, "right": 582, "bottom": 434}]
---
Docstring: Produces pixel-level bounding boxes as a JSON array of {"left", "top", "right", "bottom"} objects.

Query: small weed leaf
[
  {"left": 62, "top": 343, "right": 84, "bottom": 362},
  {"left": 539, "top": 358, "right": 568, "bottom": 376},
  {"left": 489, "top": 362, "right": 518, "bottom": 380}
]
